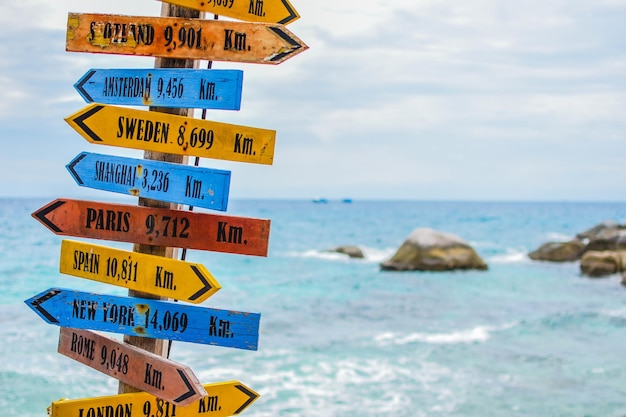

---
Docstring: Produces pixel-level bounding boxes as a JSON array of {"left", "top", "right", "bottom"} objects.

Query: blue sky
[{"left": 1, "top": 0, "right": 626, "bottom": 200}]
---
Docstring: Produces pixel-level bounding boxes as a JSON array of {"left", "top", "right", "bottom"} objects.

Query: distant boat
[
  {"left": 341, "top": 198, "right": 353, "bottom": 203},
  {"left": 312, "top": 197, "right": 328, "bottom": 204}
]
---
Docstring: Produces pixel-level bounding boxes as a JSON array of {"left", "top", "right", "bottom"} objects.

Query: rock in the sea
[
  {"left": 580, "top": 250, "right": 626, "bottom": 277},
  {"left": 576, "top": 220, "right": 621, "bottom": 241},
  {"left": 528, "top": 240, "right": 586, "bottom": 262},
  {"left": 328, "top": 245, "right": 364, "bottom": 259},
  {"left": 380, "top": 228, "right": 487, "bottom": 271},
  {"left": 584, "top": 228, "right": 626, "bottom": 252}
]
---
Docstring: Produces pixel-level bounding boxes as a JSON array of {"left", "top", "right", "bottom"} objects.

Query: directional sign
[
  {"left": 33, "top": 199, "right": 271, "bottom": 256},
  {"left": 65, "top": 104, "right": 276, "bottom": 165},
  {"left": 49, "top": 380, "right": 259, "bottom": 417},
  {"left": 66, "top": 152, "right": 231, "bottom": 211},
  {"left": 159, "top": 0, "right": 300, "bottom": 25},
  {"left": 59, "top": 240, "right": 221, "bottom": 304},
  {"left": 75, "top": 68, "right": 244, "bottom": 110},
  {"left": 66, "top": 12, "right": 308, "bottom": 64},
  {"left": 58, "top": 328, "right": 206, "bottom": 406},
  {"left": 26, "top": 288, "right": 260, "bottom": 349}
]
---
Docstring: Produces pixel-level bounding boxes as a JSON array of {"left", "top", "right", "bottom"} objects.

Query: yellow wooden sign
[
  {"left": 48, "top": 380, "right": 260, "bottom": 416},
  {"left": 159, "top": 0, "right": 300, "bottom": 25},
  {"left": 65, "top": 104, "right": 276, "bottom": 165},
  {"left": 59, "top": 240, "right": 221, "bottom": 304},
  {"left": 66, "top": 12, "right": 308, "bottom": 64}
]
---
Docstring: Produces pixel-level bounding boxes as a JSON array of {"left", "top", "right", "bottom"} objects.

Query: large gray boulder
[{"left": 380, "top": 228, "right": 487, "bottom": 272}]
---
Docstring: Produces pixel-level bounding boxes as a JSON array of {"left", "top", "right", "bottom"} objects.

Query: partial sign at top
[
  {"left": 159, "top": 0, "right": 300, "bottom": 25},
  {"left": 66, "top": 13, "right": 308, "bottom": 64}
]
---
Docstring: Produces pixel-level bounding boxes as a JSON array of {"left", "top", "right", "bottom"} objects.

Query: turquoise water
[{"left": 2, "top": 199, "right": 626, "bottom": 416}]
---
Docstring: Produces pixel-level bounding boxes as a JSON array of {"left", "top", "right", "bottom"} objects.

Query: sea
[{"left": 2, "top": 198, "right": 626, "bottom": 417}]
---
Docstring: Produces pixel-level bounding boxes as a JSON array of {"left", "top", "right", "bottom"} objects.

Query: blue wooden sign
[
  {"left": 25, "top": 288, "right": 260, "bottom": 350},
  {"left": 74, "top": 68, "right": 244, "bottom": 110},
  {"left": 66, "top": 152, "right": 230, "bottom": 211}
]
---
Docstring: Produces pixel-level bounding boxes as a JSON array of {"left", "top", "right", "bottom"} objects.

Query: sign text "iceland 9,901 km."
[
  {"left": 66, "top": 13, "right": 307, "bottom": 64},
  {"left": 66, "top": 104, "right": 276, "bottom": 165}
]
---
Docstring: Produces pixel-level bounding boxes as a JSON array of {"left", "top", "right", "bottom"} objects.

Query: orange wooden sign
[
  {"left": 33, "top": 199, "right": 270, "bottom": 256},
  {"left": 58, "top": 328, "right": 206, "bottom": 406},
  {"left": 66, "top": 12, "right": 308, "bottom": 64}
]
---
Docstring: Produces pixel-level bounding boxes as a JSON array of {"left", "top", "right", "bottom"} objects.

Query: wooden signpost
[
  {"left": 159, "top": 0, "right": 300, "bottom": 25},
  {"left": 65, "top": 104, "right": 276, "bottom": 165},
  {"left": 32, "top": 199, "right": 271, "bottom": 256},
  {"left": 59, "top": 240, "right": 221, "bottom": 304},
  {"left": 27, "top": 288, "right": 260, "bottom": 349},
  {"left": 66, "top": 152, "right": 231, "bottom": 211},
  {"left": 26, "top": 0, "right": 308, "bottom": 413},
  {"left": 58, "top": 328, "right": 206, "bottom": 406},
  {"left": 66, "top": 13, "right": 308, "bottom": 64},
  {"left": 48, "top": 380, "right": 260, "bottom": 417},
  {"left": 75, "top": 68, "right": 244, "bottom": 109}
]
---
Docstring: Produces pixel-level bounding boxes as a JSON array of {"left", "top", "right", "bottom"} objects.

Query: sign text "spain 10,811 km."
[
  {"left": 59, "top": 240, "right": 221, "bottom": 304},
  {"left": 75, "top": 68, "right": 244, "bottom": 110},
  {"left": 66, "top": 104, "right": 276, "bottom": 165},
  {"left": 66, "top": 13, "right": 308, "bottom": 64}
]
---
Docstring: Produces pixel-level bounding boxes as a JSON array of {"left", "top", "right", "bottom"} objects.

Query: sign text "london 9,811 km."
[{"left": 48, "top": 379, "right": 260, "bottom": 417}]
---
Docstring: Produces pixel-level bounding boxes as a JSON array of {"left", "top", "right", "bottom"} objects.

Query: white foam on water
[
  {"left": 489, "top": 247, "right": 530, "bottom": 264},
  {"left": 375, "top": 323, "right": 516, "bottom": 346}
]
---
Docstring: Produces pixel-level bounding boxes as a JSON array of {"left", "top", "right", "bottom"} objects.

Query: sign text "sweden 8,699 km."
[{"left": 66, "top": 104, "right": 276, "bottom": 165}]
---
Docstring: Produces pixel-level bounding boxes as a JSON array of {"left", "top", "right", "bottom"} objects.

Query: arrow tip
[
  {"left": 74, "top": 69, "right": 96, "bottom": 103},
  {"left": 66, "top": 153, "right": 88, "bottom": 186}
]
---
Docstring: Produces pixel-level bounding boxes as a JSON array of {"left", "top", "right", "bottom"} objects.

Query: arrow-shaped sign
[
  {"left": 59, "top": 240, "right": 221, "bottom": 304},
  {"left": 58, "top": 328, "right": 206, "bottom": 406},
  {"left": 33, "top": 199, "right": 271, "bottom": 256},
  {"left": 75, "top": 68, "right": 244, "bottom": 109},
  {"left": 66, "top": 152, "right": 231, "bottom": 210},
  {"left": 48, "top": 380, "right": 259, "bottom": 417},
  {"left": 26, "top": 288, "right": 261, "bottom": 349},
  {"left": 66, "top": 12, "right": 308, "bottom": 64},
  {"left": 159, "top": 0, "right": 300, "bottom": 25},
  {"left": 65, "top": 104, "right": 276, "bottom": 165}
]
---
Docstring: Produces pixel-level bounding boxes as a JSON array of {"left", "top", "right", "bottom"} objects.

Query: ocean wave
[
  {"left": 375, "top": 323, "right": 516, "bottom": 346},
  {"left": 488, "top": 247, "right": 530, "bottom": 264},
  {"left": 283, "top": 246, "right": 395, "bottom": 264},
  {"left": 545, "top": 232, "right": 573, "bottom": 241}
]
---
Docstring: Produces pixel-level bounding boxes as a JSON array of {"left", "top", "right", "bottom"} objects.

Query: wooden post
[{"left": 118, "top": 2, "right": 200, "bottom": 395}]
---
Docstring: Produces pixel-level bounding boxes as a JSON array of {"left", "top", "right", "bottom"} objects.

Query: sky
[{"left": 1, "top": 0, "right": 626, "bottom": 201}]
